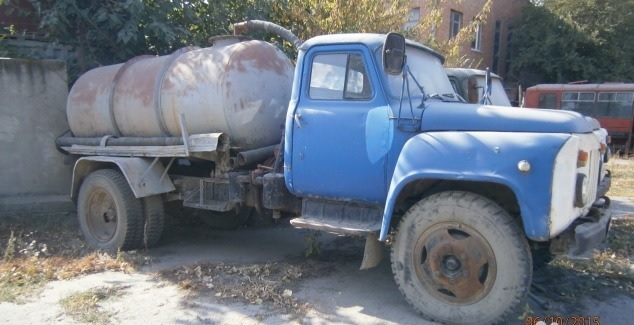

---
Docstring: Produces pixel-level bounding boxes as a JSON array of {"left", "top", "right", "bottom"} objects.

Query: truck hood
[{"left": 419, "top": 103, "right": 595, "bottom": 134}]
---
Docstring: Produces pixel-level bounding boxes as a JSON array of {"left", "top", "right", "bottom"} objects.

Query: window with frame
[
  {"left": 450, "top": 10, "right": 462, "bottom": 39},
  {"left": 561, "top": 92, "right": 595, "bottom": 116},
  {"left": 538, "top": 93, "right": 557, "bottom": 109},
  {"left": 471, "top": 21, "right": 482, "bottom": 51},
  {"left": 405, "top": 7, "right": 420, "bottom": 30},
  {"left": 309, "top": 53, "right": 372, "bottom": 100},
  {"left": 596, "top": 92, "right": 634, "bottom": 118}
]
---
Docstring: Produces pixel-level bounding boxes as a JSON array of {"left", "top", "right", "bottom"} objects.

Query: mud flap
[{"left": 360, "top": 232, "right": 384, "bottom": 270}]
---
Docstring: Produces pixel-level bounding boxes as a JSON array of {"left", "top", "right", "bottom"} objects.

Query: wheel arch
[
  {"left": 71, "top": 157, "right": 175, "bottom": 200},
  {"left": 379, "top": 132, "right": 565, "bottom": 241},
  {"left": 379, "top": 177, "right": 522, "bottom": 239}
]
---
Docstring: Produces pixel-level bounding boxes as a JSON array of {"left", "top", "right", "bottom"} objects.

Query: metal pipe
[
  {"left": 56, "top": 136, "right": 185, "bottom": 148},
  {"left": 233, "top": 20, "right": 302, "bottom": 49},
  {"left": 236, "top": 144, "right": 278, "bottom": 166}
]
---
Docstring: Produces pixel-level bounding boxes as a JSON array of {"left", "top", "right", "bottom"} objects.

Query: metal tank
[{"left": 66, "top": 36, "right": 294, "bottom": 151}]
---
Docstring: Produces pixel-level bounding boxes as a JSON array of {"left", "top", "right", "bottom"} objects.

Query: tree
[
  {"left": 1, "top": 0, "right": 270, "bottom": 80},
  {"left": 407, "top": 0, "right": 492, "bottom": 68},
  {"left": 269, "top": 0, "right": 411, "bottom": 42},
  {"left": 510, "top": 0, "right": 634, "bottom": 86}
]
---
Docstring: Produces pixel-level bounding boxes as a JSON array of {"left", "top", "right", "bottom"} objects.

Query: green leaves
[{"left": 511, "top": 0, "right": 634, "bottom": 86}]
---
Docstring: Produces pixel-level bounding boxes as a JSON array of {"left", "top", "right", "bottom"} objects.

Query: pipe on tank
[
  {"left": 232, "top": 20, "right": 302, "bottom": 49},
  {"left": 236, "top": 144, "right": 278, "bottom": 166},
  {"left": 56, "top": 136, "right": 185, "bottom": 148}
]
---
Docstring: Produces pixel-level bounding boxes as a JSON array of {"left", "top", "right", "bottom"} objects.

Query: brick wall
[{"left": 410, "top": 0, "right": 528, "bottom": 79}]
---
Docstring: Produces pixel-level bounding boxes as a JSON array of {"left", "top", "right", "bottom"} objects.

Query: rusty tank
[{"left": 66, "top": 36, "right": 294, "bottom": 151}]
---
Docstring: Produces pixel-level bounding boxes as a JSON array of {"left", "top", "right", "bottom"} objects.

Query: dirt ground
[{"left": 1, "top": 197, "right": 633, "bottom": 325}]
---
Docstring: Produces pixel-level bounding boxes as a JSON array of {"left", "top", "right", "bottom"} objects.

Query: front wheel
[{"left": 391, "top": 191, "right": 532, "bottom": 325}]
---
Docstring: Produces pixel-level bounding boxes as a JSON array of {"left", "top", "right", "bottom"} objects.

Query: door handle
[{"left": 294, "top": 113, "right": 302, "bottom": 128}]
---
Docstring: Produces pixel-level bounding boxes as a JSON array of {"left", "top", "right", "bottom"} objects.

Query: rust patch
[{"left": 226, "top": 40, "right": 293, "bottom": 76}]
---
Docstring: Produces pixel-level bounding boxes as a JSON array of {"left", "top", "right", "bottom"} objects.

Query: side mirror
[
  {"left": 479, "top": 67, "right": 492, "bottom": 104},
  {"left": 485, "top": 68, "right": 492, "bottom": 95},
  {"left": 383, "top": 33, "right": 406, "bottom": 75}
]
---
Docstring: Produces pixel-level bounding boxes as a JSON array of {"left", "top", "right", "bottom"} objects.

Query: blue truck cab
[{"left": 284, "top": 33, "right": 612, "bottom": 324}]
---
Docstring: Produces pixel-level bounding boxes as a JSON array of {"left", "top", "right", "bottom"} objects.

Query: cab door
[{"left": 288, "top": 46, "right": 391, "bottom": 203}]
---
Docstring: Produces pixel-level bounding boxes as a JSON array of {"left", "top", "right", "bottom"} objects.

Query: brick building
[{"left": 408, "top": 0, "right": 528, "bottom": 80}]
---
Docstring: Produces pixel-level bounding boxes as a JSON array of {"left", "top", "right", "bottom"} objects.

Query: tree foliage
[
  {"left": 2, "top": 0, "right": 269, "bottom": 79},
  {"left": 269, "top": 0, "right": 411, "bottom": 41},
  {"left": 1, "top": 0, "right": 493, "bottom": 81},
  {"left": 511, "top": 0, "right": 634, "bottom": 86},
  {"left": 408, "top": 0, "right": 492, "bottom": 68}
]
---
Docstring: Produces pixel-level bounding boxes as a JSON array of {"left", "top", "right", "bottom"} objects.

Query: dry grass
[
  {"left": 163, "top": 261, "right": 312, "bottom": 318},
  {"left": 0, "top": 215, "right": 141, "bottom": 303},
  {"left": 59, "top": 285, "right": 124, "bottom": 324},
  {"left": 606, "top": 158, "right": 634, "bottom": 197}
]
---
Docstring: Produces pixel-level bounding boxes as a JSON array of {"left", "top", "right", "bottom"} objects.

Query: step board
[{"left": 290, "top": 199, "right": 382, "bottom": 236}]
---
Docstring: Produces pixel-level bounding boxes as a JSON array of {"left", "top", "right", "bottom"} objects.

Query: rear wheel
[
  {"left": 141, "top": 195, "right": 165, "bottom": 248},
  {"left": 391, "top": 191, "right": 532, "bottom": 324},
  {"left": 77, "top": 169, "right": 143, "bottom": 250}
]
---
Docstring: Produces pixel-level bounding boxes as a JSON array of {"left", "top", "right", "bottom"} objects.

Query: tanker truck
[{"left": 56, "top": 21, "right": 612, "bottom": 325}]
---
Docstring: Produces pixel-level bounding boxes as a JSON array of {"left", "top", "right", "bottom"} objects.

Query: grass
[
  {"left": 0, "top": 215, "right": 139, "bottom": 303},
  {"left": 605, "top": 158, "right": 634, "bottom": 197},
  {"left": 59, "top": 285, "right": 124, "bottom": 324}
]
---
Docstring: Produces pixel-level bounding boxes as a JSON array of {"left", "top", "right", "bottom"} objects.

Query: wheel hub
[
  {"left": 86, "top": 189, "right": 118, "bottom": 243},
  {"left": 413, "top": 222, "right": 497, "bottom": 304},
  {"left": 442, "top": 255, "right": 462, "bottom": 275}
]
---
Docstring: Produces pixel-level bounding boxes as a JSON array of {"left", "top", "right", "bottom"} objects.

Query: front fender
[{"left": 379, "top": 131, "right": 571, "bottom": 241}]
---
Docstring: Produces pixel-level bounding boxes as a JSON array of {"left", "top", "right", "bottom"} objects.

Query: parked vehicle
[
  {"left": 56, "top": 21, "right": 612, "bottom": 325},
  {"left": 446, "top": 67, "right": 512, "bottom": 106},
  {"left": 525, "top": 83, "right": 634, "bottom": 155}
]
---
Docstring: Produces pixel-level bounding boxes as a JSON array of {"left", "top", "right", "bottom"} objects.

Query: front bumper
[
  {"left": 551, "top": 199, "right": 612, "bottom": 257},
  {"left": 570, "top": 205, "right": 612, "bottom": 255}
]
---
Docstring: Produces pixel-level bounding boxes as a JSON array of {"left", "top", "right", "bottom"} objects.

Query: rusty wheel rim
[
  {"left": 413, "top": 222, "right": 497, "bottom": 305},
  {"left": 86, "top": 188, "right": 118, "bottom": 243}
]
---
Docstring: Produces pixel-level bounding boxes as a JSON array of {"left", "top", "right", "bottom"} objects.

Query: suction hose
[{"left": 233, "top": 20, "right": 302, "bottom": 49}]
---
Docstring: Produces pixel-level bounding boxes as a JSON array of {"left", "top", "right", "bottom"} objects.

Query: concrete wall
[{"left": 0, "top": 58, "right": 74, "bottom": 215}]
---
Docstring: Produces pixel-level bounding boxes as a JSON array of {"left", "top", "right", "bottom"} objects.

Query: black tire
[
  {"left": 77, "top": 169, "right": 143, "bottom": 251},
  {"left": 141, "top": 195, "right": 165, "bottom": 248},
  {"left": 391, "top": 191, "right": 532, "bottom": 325}
]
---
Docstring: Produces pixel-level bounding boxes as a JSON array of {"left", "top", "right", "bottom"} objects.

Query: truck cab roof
[
  {"left": 300, "top": 33, "right": 445, "bottom": 63},
  {"left": 445, "top": 68, "right": 503, "bottom": 80}
]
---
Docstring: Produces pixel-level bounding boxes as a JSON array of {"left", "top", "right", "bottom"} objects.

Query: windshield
[
  {"left": 380, "top": 46, "right": 456, "bottom": 99},
  {"left": 474, "top": 76, "right": 512, "bottom": 106}
]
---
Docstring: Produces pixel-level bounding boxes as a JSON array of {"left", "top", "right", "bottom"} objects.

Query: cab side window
[{"left": 309, "top": 53, "right": 372, "bottom": 100}]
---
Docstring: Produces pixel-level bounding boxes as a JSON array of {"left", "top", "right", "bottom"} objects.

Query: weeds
[
  {"left": 606, "top": 159, "right": 634, "bottom": 197},
  {"left": 304, "top": 231, "right": 321, "bottom": 257},
  {"left": 0, "top": 214, "right": 140, "bottom": 303},
  {"left": 163, "top": 261, "right": 313, "bottom": 320},
  {"left": 59, "top": 285, "right": 124, "bottom": 325}
]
